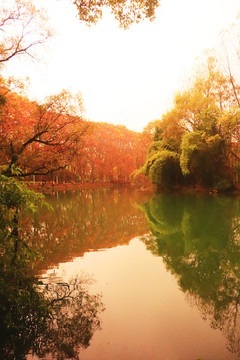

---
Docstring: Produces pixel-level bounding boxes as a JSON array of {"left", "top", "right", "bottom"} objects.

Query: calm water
[{"left": 3, "top": 188, "right": 240, "bottom": 359}]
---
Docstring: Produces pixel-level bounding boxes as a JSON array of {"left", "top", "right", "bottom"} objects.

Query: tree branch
[{"left": 17, "top": 165, "right": 67, "bottom": 177}]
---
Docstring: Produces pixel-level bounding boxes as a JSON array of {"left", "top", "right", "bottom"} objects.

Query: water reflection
[
  {"left": 22, "top": 188, "right": 150, "bottom": 272},
  {"left": 0, "top": 188, "right": 152, "bottom": 359},
  {"left": 0, "top": 255, "right": 104, "bottom": 360},
  {"left": 139, "top": 193, "right": 240, "bottom": 355}
]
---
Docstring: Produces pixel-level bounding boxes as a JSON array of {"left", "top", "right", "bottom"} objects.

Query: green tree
[
  {"left": 140, "top": 56, "right": 237, "bottom": 190},
  {"left": 136, "top": 120, "right": 183, "bottom": 189},
  {"left": 0, "top": 170, "right": 46, "bottom": 265},
  {"left": 180, "top": 131, "right": 229, "bottom": 188}
]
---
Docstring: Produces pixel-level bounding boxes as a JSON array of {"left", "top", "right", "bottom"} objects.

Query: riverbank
[
  {"left": 27, "top": 181, "right": 155, "bottom": 193},
  {"left": 26, "top": 180, "right": 240, "bottom": 196}
]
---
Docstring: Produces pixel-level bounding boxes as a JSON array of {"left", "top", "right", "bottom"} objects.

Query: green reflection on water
[
  {"left": 0, "top": 188, "right": 150, "bottom": 359},
  {"left": 139, "top": 193, "right": 240, "bottom": 355},
  {"left": 0, "top": 255, "right": 104, "bottom": 360},
  {"left": 3, "top": 188, "right": 240, "bottom": 358}
]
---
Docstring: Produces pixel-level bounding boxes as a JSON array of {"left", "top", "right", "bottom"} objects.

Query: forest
[
  {"left": 0, "top": 85, "right": 151, "bottom": 185},
  {"left": 2, "top": 55, "right": 240, "bottom": 192}
]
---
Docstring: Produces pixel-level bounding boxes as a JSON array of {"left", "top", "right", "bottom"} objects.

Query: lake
[{"left": 4, "top": 188, "right": 240, "bottom": 359}]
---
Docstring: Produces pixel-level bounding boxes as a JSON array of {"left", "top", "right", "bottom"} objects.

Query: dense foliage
[
  {"left": 0, "top": 84, "right": 150, "bottom": 183},
  {"left": 138, "top": 57, "right": 240, "bottom": 191},
  {"left": 0, "top": 85, "right": 90, "bottom": 179}
]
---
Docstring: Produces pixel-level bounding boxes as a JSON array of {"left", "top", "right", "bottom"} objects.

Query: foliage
[
  {"left": 72, "top": 0, "right": 160, "bottom": 28},
  {"left": 180, "top": 131, "right": 227, "bottom": 187},
  {"left": 68, "top": 122, "right": 148, "bottom": 183},
  {"left": 0, "top": 0, "right": 151, "bottom": 185},
  {"left": 0, "top": 0, "right": 51, "bottom": 65},
  {"left": 146, "top": 150, "right": 181, "bottom": 187},
  {"left": 180, "top": 131, "right": 203, "bottom": 176},
  {"left": 0, "top": 86, "right": 89, "bottom": 178},
  {"left": 0, "top": 85, "right": 149, "bottom": 183},
  {"left": 139, "top": 55, "right": 240, "bottom": 190},
  {"left": 0, "top": 169, "right": 47, "bottom": 265},
  {"left": 136, "top": 119, "right": 183, "bottom": 189},
  {"left": 234, "top": 162, "right": 240, "bottom": 184},
  {"left": 0, "top": 169, "right": 44, "bottom": 212}
]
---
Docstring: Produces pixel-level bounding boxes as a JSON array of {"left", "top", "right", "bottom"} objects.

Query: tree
[
  {"left": 0, "top": 0, "right": 51, "bottom": 65},
  {"left": 139, "top": 55, "right": 239, "bottom": 190},
  {"left": 0, "top": 169, "right": 47, "bottom": 268},
  {"left": 136, "top": 120, "right": 183, "bottom": 189},
  {"left": 0, "top": 88, "right": 89, "bottom": 178},
  {"left": 134, "top": 121, "right": 159, "bottom": 169},
  {"left": 185, "top": 134, "right": 227, "bottom": 188},
  {"left": 71, "top": 122, "right": 142, "bottom": 183},
  {"left": 71, "top": 0, "right": 160, "bottom": 28}
]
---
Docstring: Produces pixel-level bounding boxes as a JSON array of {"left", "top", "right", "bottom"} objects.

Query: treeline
[
  {"left": 61, "top": 122, "right": 151, "bottom": 184},
  {"left": 0, "top": 81, "right": 151, "bottom": 184},
  {"left": 137, "top": 56, "right": 240, "bottom": 191},
  {"left": 0, "top": 0, "right": 155, "bottom": 186}
]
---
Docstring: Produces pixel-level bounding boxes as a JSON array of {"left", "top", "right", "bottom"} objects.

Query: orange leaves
[
  {"left": 0, "top": 87, "right": 88, "bottom": 177},
  {"left": 0, "top": 86, "right": 147, "bottom": 183},
  {"left": 73, "top": 122, "right": 147, "bottom": 182}
]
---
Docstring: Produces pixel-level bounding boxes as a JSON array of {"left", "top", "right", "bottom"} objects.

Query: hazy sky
[{"left": 4, "top": 0, "right": 240, "bottom": 132}]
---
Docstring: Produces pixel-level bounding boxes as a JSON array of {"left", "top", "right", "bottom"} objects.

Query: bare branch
[{"left": 225, "top": 50, "right": 240, "bottom": 107}]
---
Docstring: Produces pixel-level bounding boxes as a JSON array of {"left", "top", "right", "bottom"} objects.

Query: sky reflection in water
[
  {"left": 3, "top": 189, "right": 240, "bottom": 359},
  {"left": 33, "top": 190, "right": 240, "bottom": 359}
]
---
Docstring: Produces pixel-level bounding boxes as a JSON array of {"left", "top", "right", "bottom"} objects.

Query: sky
[{"left": 4, "top": 0, "right": 240, "bottom": 132}]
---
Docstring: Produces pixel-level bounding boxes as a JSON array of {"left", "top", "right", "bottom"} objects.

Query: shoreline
[
  {"left": 26, "top": 181, "right": 240, "bottom": 196},
  {"left": 27, "top": 181, "right": 154, "bottom": 193}
]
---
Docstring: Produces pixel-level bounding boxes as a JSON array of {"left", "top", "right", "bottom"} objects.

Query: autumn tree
[
  {"left": 134, "top": 121, "right": 157, "bottom": 169},
  {"left": 70, "top": 122, "right": 142, "bottom": 183},
  {"left": 0, "top": 87, "right": 89, "bottom": 178},
  {"left": 0, "top": 0, "right": 51, "bottom": 65},
  {"left": 71, "top": 0, "right": 160, "bottom": 28}
]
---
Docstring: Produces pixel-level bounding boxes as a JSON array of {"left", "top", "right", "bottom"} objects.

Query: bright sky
[{"left": 4, "top": 0, "right": 240, "bottom": 132}]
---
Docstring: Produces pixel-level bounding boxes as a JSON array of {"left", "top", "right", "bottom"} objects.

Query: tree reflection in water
[
  {"left": 0, "top": 255, "right": 104, "bottom": 360},
  {"left": 21, "top": 188, "right": 150, "bottom": 271},
  {"left": 0, "top": 188, "right": 150, "bottom": 359},
  {"left": 139, "top": 193, "right": 240, "bottom": 356}
]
